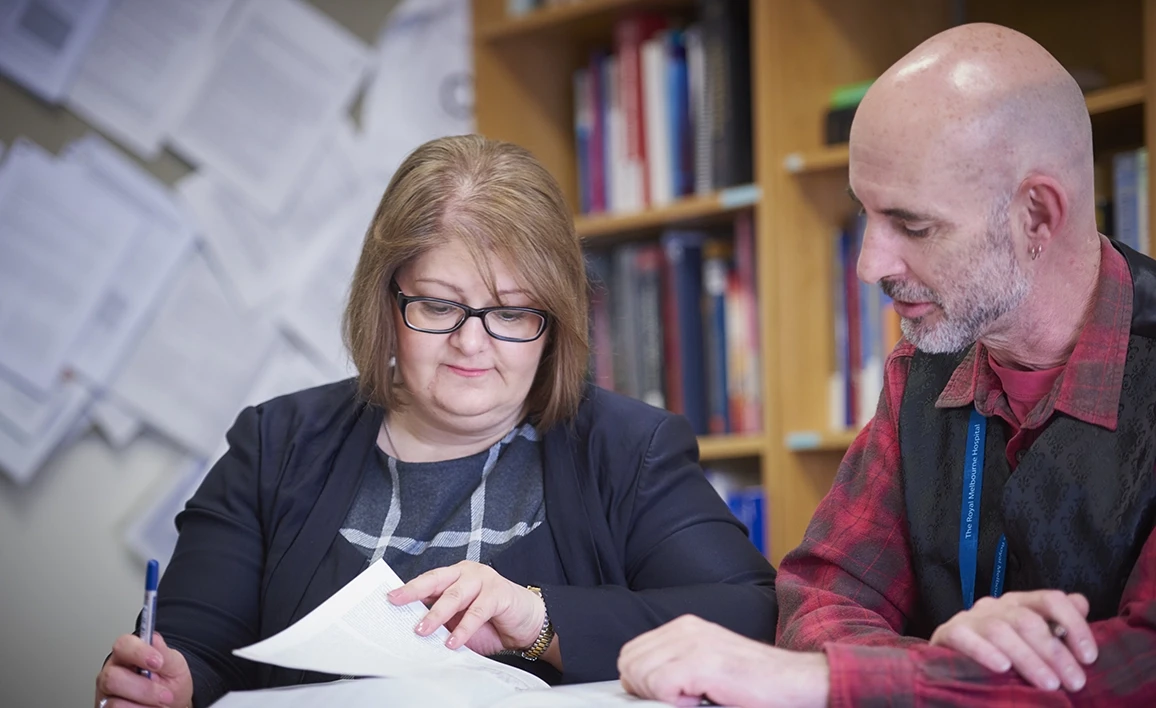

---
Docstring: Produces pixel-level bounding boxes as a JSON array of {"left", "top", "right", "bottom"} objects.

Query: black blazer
[{"left": 156, "top": 380, "right": 777, "bottom": 706}]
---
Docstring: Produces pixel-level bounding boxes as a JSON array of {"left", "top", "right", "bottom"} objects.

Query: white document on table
[
  {"left": 65, "top": 0, "right": 238, "bottom": 159},
  {"left": 62, "top": 135, "right": 197, "bottom": 387},
  {"left": 0, "top": 139, "right": 139, "bottom": 394},
  {"left": 234, "top": 559, "right": 549, "bottom": 690},
  {"left": 179, "top": 121, "right": 366, "bottom": 312},
  {"left": 168, "top": 0, "right": 370, "bottom": 214},
  {"left": 214, "top": 675, "right": 666, "bottom": 708},
  {"left": 360, "top": 0, "right": 474, "bottom": 180},
  {"left": 107, "top": 254, "right": 277, "bottom": 458},
  {"left": 0, "top": 376, "right": 90, "bottom": 485},
  {"left": 0, "top": 0, "right": 111, "bottom": 103}
]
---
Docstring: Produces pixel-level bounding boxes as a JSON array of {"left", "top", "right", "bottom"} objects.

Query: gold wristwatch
[{"left": 519, "top": 586, "right": 555, "bottom": 661}]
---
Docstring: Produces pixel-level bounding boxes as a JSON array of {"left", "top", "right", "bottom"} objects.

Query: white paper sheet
[
  {"left": 168, "top": 0, "right": 370, "bottom": 214},
  {"left": 0, "top": 139, "right": 140, "bottom": 393},
  {"left": 65, "top": 0, "right": 238, "bottom": 159},
  {"left": 122, "top": 455, "right": 207, "bottom": 569},
  {"left": 107, "top": 254, "right": 277, "bottom": 458},
  {"left": 0, "top": 369, "right": 65, "bottom": 440},
  {"left": 498, "top": 681, "right": 669, "bottom": 707},
  {"left": 0, "top": 376, "right": 90, "bottom": 485},
  {"left": 121, "top": 339, "right": 331, "bottom": 569},
  {"left": 0, "top": 0, "right": 111, "bottom": 103},
  {"left": 61, "top": 135, "right": 197, "bottom": 387},
  {"left": 90, "top": 395, "right": 142, "bottom": 449},
  {"left": 235, "top": 559, "right": 549, "bottom": 690},
  {"left": 213, "top": 674, "right": 665, "bottom": 707},
  {"left": 179, "top": 121, "right": 366, "bottom": 312},
  {"left": 214, "top": 674, "right": 518, "bottom": 708},
  {"left": 361, "top": 0, "right": 474, "bottom": 179},
  {"left": 275, "top": 186, "right": 380, "bottom": 377}
]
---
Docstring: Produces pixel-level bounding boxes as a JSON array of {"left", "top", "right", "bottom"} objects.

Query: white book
[{"left": 641, "top": 33, "right": 672, "bottom": 207}]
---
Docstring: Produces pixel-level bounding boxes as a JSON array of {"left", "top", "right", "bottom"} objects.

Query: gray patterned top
[{"left": 339, "top": 422, "right": 545, "bottom": 582}]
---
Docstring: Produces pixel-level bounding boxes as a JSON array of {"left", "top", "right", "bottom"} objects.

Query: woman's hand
[
  {"left": 388, "top": 561, "right": 548, "bottom": 659},
  {"left": 94, "top": 632, "right": 192, "bottom": 708},
  {"left": 930, "top": 590, "right": 1098, "bottom": 692}
]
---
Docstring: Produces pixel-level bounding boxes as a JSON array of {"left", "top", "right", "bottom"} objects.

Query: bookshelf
[
  {"left": 473, "top": 0, "right": 1156, "bottom": 563},
  {"left": 576, "top": 185, "right": 760, "bottom": 240}
]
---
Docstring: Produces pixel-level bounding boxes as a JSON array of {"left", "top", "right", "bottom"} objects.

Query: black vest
[{"left": 899, "top": 241, "right": 1156, "bottom": 639}]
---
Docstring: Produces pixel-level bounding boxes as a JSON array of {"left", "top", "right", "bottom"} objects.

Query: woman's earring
[{"left": 388, "top": 355, "right": 396, "bottom": 367}]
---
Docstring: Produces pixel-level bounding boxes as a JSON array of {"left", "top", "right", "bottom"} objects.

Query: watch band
[{"left": 519, "top": 585, "right": 555, "bottom": 661}]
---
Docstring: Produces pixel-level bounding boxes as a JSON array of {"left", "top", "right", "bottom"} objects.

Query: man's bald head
[{"left": 852, "top": 23, "right": 1094, "bottom": 225}]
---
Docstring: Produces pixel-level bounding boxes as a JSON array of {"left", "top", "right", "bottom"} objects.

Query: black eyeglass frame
[{"left": 391, "top": 279, "right": 550, "bottom": 343}]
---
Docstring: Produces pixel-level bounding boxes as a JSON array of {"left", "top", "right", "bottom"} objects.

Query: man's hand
[
  {"left": 618, "top": 615, "right": 829, "bottom": 708},
  {"left": 930, "top": 590, "right": 1097, "bottom": 691}
]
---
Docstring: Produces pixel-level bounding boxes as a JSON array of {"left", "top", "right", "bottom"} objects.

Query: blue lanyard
[{"left": 959, "top": 409, "right": 1007, "bottom": 609}]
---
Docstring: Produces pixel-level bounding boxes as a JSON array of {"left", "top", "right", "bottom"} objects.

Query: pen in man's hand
[{"left": 138, "top": 559, "right": 159, "bottom": 678}]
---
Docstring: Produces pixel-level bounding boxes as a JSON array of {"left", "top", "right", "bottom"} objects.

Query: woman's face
[{"left": 392, "top": 238, "right": 547, "bottom": 436}]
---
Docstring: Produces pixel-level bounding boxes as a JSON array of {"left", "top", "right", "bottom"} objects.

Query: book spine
[
  {"left": 662, "top": 230, "right": 708, "bottom": 434},
  {"left": 703, "top": 243, "right": 731, "bottom": 434}
]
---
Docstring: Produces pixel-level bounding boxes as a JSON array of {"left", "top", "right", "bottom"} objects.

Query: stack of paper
[
  {"left": 217, "top": 560, "right": 667, "bottom": 707},
  {"left": 0, "top": 0, "right": 486, "bottom": 573}
]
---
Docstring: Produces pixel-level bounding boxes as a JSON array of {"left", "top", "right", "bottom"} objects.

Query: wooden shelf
[
  {"left": 1084, "top": 81, "right": 1146, "bottom": 116},
  {"left": 781, "top": 81, "right": 1148, "bottom": 176},
  {"left": 698, "top": 433, "right": 767, "bottom": 461},
  {"left": 784, "top": 428, "right": 860, "bottom": 452},
  {"left": 576, "top": 185, "right": 761, "bottom": 240},
  {"left": 479, "top": 0, "right": 691, "bottom": 41},
  {"left": 782, "top": 144, "right": 849, "bottom": 175}
]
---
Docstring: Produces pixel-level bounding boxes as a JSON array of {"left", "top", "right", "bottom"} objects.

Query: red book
[{"left": 615, "top": 13, "right": 667, "bottom": 210}]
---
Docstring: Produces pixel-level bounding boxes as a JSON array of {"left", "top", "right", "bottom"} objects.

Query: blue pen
[{"left": 138, "top": 559, "right": 159, "bottom": 678}]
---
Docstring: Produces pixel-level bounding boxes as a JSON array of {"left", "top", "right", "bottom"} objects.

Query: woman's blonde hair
[{"left": 343, "top": 135, "right": 589, "bottom": 430}]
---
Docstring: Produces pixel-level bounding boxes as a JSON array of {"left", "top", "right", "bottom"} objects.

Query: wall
[{"left": 0, "top": 2, "right": 398, "bottom": 705}]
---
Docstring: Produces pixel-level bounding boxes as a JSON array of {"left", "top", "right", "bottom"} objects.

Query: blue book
[
  {"left": 726, "top": 487, "right": 766, "bottom": 554},
  {"left": 665, "top": 30, "right": 693, "bottom": 198},
  {"left": 702, "top": 242, "right": 730, "bottom": 434},
  {"left": 573, "top": 68, "right": 591, "bottom": 214},
  {"left": 661, "top": 230, "right": 708, "bottom": 434}
]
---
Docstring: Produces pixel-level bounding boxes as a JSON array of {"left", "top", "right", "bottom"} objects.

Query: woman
[{"left": 95, "top": 135, "right": 777, "bottom": 707}]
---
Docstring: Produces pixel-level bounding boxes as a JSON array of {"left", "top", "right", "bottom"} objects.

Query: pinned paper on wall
[
  {"left": 106, "top": 254, "right": 278, "bottom": 459},
  {"left": 0, "top": 0, "right": 111, "bottom": 103},
  {"left": 179, "top": 121, "right": 367, "bottom": 313},
  {"left": 0, "top": 139, "right": 140, "bottom": 394},
  {"left": 361, "top": 0, "right": 474, "bottom": 179},
  {"left": 167, "top": 0, "right": 370, "bottom": 214},
  {"left": 66, "top": 0, "right": 240, "bottom": 159}
]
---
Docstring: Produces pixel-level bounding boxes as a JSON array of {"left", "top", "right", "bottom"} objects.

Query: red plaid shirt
[{"left": 777, "top": 238, "right": 1156, "bottom": 706}]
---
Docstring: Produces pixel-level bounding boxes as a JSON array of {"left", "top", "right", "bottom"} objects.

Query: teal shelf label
[
  {"left": 719, "top": 184, "right": 761, "bottom": 209},
  {"left": 785, "top": 431, "right": 821, "bottom": 450}
]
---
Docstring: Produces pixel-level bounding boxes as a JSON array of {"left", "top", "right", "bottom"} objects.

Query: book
[{"left": 221, "top": 560, "right": 668, "bottom": 707}]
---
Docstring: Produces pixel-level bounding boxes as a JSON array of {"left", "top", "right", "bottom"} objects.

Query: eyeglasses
[{"left": 391, "top": 279, "right": 549, "bottom": 343}]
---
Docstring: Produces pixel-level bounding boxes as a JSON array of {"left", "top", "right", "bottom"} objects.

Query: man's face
[{"left": 850, "top": 133, "right": 1029, "bottom": 353}]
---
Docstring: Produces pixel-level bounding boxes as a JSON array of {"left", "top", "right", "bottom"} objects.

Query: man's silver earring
[{"left": 1029, "top": 244, "right": 1042, "bottom": 261}]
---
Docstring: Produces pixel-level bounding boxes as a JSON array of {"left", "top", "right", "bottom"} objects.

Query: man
[{"left": 618, "top": 22, "right": 1156, "bottom": 707}]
